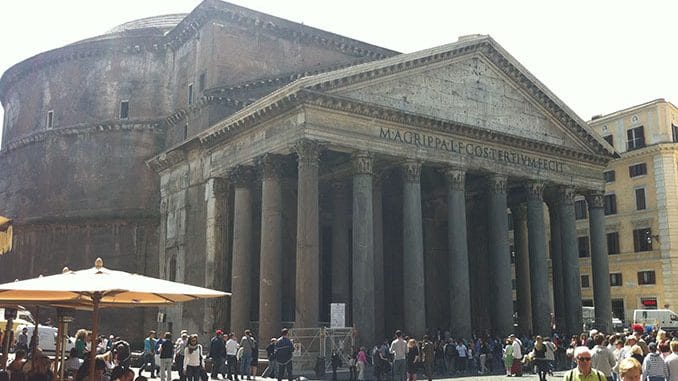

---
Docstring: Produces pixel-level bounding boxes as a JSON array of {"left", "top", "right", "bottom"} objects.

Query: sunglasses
[{"left": 577, "top": 357, "right": 592, "bottom": 361}]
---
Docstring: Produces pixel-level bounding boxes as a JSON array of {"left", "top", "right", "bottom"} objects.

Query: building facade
[
  {"left": 585, "top": 99, "right": 678, "bottom": 322},
  {"left": 0, "top": 0, "right": 615, "bottom": 343}
]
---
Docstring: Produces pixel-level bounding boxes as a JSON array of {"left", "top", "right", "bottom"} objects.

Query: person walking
[
  {"left": 225, "top": 333, "right": 239, "bottom": 381},
  {"left": 642, "top": 342, "right": 668, "bottom": 381},
  {"left": 175, "top": 330, "right": 189, "bottom": 381},
  {"left": 239, "top": 330, "right": 255, "bottom": 381},
  {"left": 591, "top": 334, "right": 616, "bottom": 381},
  {"left": 665, "top": 340, "right": 678, "bottom": 381},
  {"left": 356, "top": 347, "right": 368, "bottom": 381},
  {"left": 274, "top": 329, "right": 293, "bottom": 381},
  {"left": 183, "top": 335, "right": 203, "bottom": 381},
  {"left": 390, "top": 330, "right": 407, "bottom": 381},
  {"left": 406, "top": 339, "right": 419, "bottom": 381},
  {"left": 141, "top": 330, "right": 158, "bottom": 378},
  {"left": 209, "top": 330, "right": 226, "bottom": 380},
  {"left": 158, "top": 332, "right": 174, "bottom": 381}
]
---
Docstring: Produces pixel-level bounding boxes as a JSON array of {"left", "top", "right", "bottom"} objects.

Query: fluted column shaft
[
  {"left": 331, "top": 182, "right": 350, "bottom": 309},
  {"left": 559, "top": 186, "right": 582, "bottom": 336},
  {"left": 511, "top": 204, "right": 532, "bottom": 336},
  {"left": 259, "top": 155, "right": 283, "bottom": 342},
  {"left": 294, "top": 140, "right": 321, "bottom": 329},
  {"left": 352, "top": 152, "right": 375, "bottom": 346},
  {"left": 446, "top": 168, "right": 471, "bottom": 337},
  {"left": 230, "top": 166, "right": 255, "bottom": 336},
  {"left": 526, "top": 181, "right": 550, "bottom": 336},
  {"left": 403, "top": 161, "right": 426, "bottom": 337},
  {"left": 487, "top": 175, "right": 513, "bottom": 336},
  {"left": 587, "top": 191, "right": 612, "bottom": 333}
]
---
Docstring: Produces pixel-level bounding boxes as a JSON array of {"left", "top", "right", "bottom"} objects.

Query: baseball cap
[{"left": 216, "top": 329, "right": 223, "bottom": 335}]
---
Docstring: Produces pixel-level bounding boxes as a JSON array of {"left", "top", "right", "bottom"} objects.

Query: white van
[
  {"left": 15, "top": 324, "right": 76, "bottom": 356},
  {"left": 633, "top": 309, "right": 678, "bottom": 330}
]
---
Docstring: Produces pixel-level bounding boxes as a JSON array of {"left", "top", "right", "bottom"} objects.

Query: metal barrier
[{"left": 288, "top": 327, "right": 355, "bottom": 375}]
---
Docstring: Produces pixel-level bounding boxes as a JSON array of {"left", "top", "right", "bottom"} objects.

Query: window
[
  {"left": 581, "top": 275, "right": 590, "bottom": 288},
  {"left": 575, "top": 200, "right": 588, "bottom": 220},
  {"left": 603, "top": 170, "right": 615, "bottom": 182},
  {"left": 578, "top": 236, "right": 590, "bottom": 258},
  {"left": 183, "top": 124, "right": 188, "bottom": 140},
  {"left": 119, "top": 100, "right": 129, "bottom": 119},
  {"left": 607, "top": 232, "right": 620, "bottom": 255},
  {"left": 673, "top": 124, "right": 678, "bottom": 143},
  {"left": 635, "top": 188, "right": 646, "bottom": 210},
  {"left": 604, "top": 194, "right": 617, "bottom": 215},
  {"left": 633, "top": 228, "right": 653, "bottom": 252},
  {"left": 628, "top": 163, "right": 647, "bottom": 177},
  {"left": 188, "top": 83, "right": 194, "bottom": 105},
  {"left": 637, "top": 271, "right": 656, "bottom": 285},
  {"left": 603, "top": 134, "right": 613, "bottom": 147},
  {"left": 46, "top": 110, "right": 54, "bottom": 129},
  {"left": 627, "top": 126, "right": 645, "bottom": 150},
  {"left": 610, "top": 273, "right": 623, "bottom": 286},
  {"left": 199, "top": 73, "right": 206, "bottom": 92}
]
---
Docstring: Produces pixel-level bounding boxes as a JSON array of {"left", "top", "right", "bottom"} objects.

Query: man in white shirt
[
  {"left": 510, "top": 334, "right": 523, "bottom": 376},
  {"left": 665, "top": 340, "right": 678, "bottom": 381},
  {"left": 389, "top": 330, "right": 407, "bottom": 381},
  {"left": 225, "top": 332, "right": 240, "bottom": 381}
]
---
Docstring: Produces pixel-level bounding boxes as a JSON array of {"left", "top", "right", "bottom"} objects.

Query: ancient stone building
[{"left": 0, "top": 0, "right": 615, "bottom": 343}]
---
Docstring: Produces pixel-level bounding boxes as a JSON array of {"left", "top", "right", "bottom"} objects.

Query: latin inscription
[{"left": 379, "top": 127, "right": 564, "bottom": 173}]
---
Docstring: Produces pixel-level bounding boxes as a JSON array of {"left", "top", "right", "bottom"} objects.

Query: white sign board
[{"left": 330, "top": 303, "right": 346, "bottom": 328}]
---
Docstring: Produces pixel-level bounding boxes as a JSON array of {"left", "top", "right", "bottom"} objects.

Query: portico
[{"left": 149, "top": 35, "right": 616, "bottom": 344}]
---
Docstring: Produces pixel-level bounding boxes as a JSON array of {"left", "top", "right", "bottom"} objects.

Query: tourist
[{"left": 562, "top": 346, "right": 607, "bottom": 381}]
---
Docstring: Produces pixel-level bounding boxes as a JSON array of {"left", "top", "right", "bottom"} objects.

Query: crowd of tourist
[{"left": 2, "top": 322, "right": 678, "bottom": 381}]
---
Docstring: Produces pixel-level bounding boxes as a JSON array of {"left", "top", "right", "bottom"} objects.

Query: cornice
[
  {"left": 0, "top": 121, "right": 164, "bottom": 157},
  {"left": 616, "top": 143, "right": 678, "bottom": 160}
]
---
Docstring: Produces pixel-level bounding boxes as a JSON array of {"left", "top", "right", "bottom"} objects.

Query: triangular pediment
[{"left": 330, "top": 55, "right": 581, "bottom": 148}]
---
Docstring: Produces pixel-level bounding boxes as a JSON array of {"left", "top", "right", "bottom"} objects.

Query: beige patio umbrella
[{"left": 0, "top": 258, "right": 230, "bottom": 381}]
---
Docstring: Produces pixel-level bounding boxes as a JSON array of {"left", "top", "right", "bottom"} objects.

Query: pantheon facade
[{"left": 0, "top": 0, "right": 615, "bottom": 344}]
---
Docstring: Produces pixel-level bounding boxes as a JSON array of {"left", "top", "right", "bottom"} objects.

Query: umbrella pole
[
  {"left": 89, "top": 294, "right": 100, "bottom": 381},
  {"left": 32, "top": 306, "right": 39, "bottom": 360}
]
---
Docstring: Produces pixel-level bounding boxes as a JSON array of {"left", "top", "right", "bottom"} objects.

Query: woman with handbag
[{"left": 183, "top": 335, "right": 204, "bottom": 381}]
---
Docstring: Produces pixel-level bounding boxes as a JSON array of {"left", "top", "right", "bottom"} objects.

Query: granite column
[
  {"left": 511, "top": 204, "right": 532, "bottom": 336},
  {"left": 487, "top": 174, "right": 513, "bottom": 336},
  {"left": 446, "top": 168, "right": 471, "bottom": 337},
  {"left": 352, "top": 152, "right": 375, "bottom": 346},
  {"left": 258, "top": 155, "right": 283, "bottom": 341},
  {"left": 331, "top": 181, "right": 350, "bottom": 323},
  {"left": 294, "top": 140, "right": 322, "bottom": 329},
  {"left": 587, "top": 191, "right": 612, "bottom": 333},
  {"left": 526, "top": 181, "right": 550, "bottom": 336},
  {"left": 403, "top": 160, "right": 425, "bottom": 337},
  {"left": 230, "top": 166, "right": 255, "bottom": 336},
  {"left": 559, "top": 186, "right": 582, "bottom": 336}
]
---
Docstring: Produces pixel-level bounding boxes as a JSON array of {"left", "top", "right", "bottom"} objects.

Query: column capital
[
  {"left": 585, "top": 191, "right": 605, "bottom": 209},
  {"left": 558, "top": 185, "right": 576, "bottom": 206},
  {"left": 229, "top": 165, "right": 255, "bottom": 187},
  {"left": 445, "top": 168, "right": 466, "bottom": 191},
  {"left": 293, "top": 139, "right": 323, "bottom": 166},
  {"left": 351, "top": 151, "right": 374, "bottom": 175},
  {"left": 402, "top": 160, "right": 422, "bottom": 183},
  {"left": 525, "top": 181, "right": 545, "bottom": 201},
  {"left": 258, "top": 154, "right": 285, "bottom": 180},
  {"left": 510, "top": 203, "right": 528, "bottom": 221},
  {"left": 206, "top": 177, "right": 229, "bottom": 196},
  {"left": 487, "top": 174, "right": 507, "bottom": 194}
]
